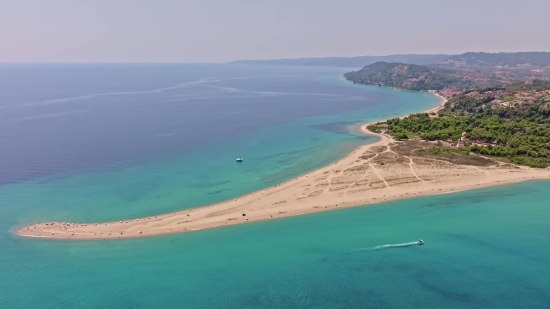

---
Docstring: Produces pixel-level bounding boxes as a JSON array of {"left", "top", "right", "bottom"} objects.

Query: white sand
[{"left": 17, "top": 124, "right": 550, "bottom": 240}]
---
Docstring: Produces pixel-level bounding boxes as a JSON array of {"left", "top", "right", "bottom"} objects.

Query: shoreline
[
  {"left": 16, "top": 92, "right": 550, "bottom": 241},
  {"left": 426, "top": 90, "right": 447, "bottom": 114}
]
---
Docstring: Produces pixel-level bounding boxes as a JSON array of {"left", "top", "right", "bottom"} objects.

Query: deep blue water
[
  {"left": 1, "top": 64, "right": 549, "bottom": 308},
  {"left": 0, "top": 63, "right": 413, "bottom": 185}
]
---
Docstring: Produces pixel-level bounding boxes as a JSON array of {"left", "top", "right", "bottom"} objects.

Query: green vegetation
[
  {"left": 370, "top": 80, "right": 550, "bottom": 168},
  {"left": 367, "top": 125, "right": 382, "bottom": 133},
  {"left": 344, "top": 62, "right": 503, "bottom": 91}
]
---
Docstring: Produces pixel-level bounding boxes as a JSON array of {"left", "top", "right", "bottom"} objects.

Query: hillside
[
  {"left": 231, "top": 52, "right": 550, "bottom": 80},
  {"left": 369, "top": 80, "right": 550, "bottom": 167},
  {"left": 344, "top": 62, "right": 503, "bottom": 91},
  {"left": 436, "top": 52, "right": 550, "bottom": 69},
  {"left": 434, "top": 52, "right": 550, "bottom": 80},
  {"left": 229, "top": 54, "right": 451, "bottom": 68}
]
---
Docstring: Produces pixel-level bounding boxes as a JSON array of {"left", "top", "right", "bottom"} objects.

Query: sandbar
[{"left": 17, "top": 115, "right": 550, "bottom": 240}]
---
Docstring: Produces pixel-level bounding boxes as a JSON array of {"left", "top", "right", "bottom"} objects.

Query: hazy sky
[{"left": 1, "top": 0, "right": 549, "bottom": 63}]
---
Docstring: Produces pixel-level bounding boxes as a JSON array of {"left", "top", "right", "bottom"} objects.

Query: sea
[{"left": 0, "top": 64, "right": 549, "bottom": 308}]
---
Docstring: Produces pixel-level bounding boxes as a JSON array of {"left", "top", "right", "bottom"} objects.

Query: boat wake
[{"left": 364, "top": 241, "right": 421, "bottom": 251}]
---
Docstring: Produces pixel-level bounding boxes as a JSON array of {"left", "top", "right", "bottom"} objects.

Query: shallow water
[
  {"left": 0, "top": 64, "right": 437, "bottom": 225},
  {"left": 2, "top": 64, "right": 548, "bottom": 308},
  {"left": 4, "top": 182, "right": 550, "bottom": 308}
]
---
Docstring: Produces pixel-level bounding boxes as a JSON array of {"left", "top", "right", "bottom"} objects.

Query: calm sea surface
[{"left": 1, "top": 64, "right": 548, "bottom": 308}]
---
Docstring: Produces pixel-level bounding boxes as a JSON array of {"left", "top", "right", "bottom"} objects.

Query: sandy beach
[
  {"left": 426, "top": 90, "right": 447, "bottom": 114},
  {"left": 17, "top": 110, "right": 550, "bottom": 240}
]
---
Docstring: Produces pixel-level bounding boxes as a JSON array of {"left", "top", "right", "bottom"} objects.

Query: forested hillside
[
  {"left": 434, "top": 52, "right": 550, "bottom": 80},
  {"left": 344, "top": 62, "right": 503, "bottom": 91},
  {"left": 436, "top": 52, "right": 550, "bottom": 69},
  {"left": 369, "top": 80, "right": 550, "bottom": 167}
]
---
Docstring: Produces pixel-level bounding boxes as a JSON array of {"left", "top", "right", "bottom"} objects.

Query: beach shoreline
[
  {"left": 426, "top": 90, "right": 447, "bottom": 114},
  {"left": 16, "top": 92, "right": 550, "bottom": 241}
]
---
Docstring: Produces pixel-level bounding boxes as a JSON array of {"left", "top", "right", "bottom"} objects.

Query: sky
[{"left": 1, "top": 0, "right": 549, "bottom": 63}]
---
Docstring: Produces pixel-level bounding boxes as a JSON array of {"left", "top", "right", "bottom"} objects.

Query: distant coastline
[{"left": 16, "top": 90, "right": 550, "bottom": 240}]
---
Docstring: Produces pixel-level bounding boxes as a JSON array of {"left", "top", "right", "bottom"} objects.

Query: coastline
[
  {"left": 426, "top": 90, "right": 447, "bottom": 114},
  {"left": 16, "top": 92, "right": 550, "bottom": 240}
]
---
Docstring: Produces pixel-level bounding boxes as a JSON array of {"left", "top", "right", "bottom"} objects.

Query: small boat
[
  {"left": 417, "top": 239, "right": 424, "bottom": 245},
  {"left": 236, "top": 157, "right": 243, "bottom": 162}
]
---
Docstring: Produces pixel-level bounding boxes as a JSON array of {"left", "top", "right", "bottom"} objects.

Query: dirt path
[{"left": 405, "top": 156, "right": 425, "bottom": 182}]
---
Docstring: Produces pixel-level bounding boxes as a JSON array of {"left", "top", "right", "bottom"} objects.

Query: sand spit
[{"left": 17, "top": 124, "right": 550, "bottom": 240}]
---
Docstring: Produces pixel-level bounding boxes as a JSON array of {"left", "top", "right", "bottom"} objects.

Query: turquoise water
[
  {"left": 2, "top": 67, "right": 439, "bottom": 226},
  {"left": 4, "top": 182, "right": 550, "bottom": 308},
  {"left": 2, "top": 64, "right": 549, "bottom": 308}
]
